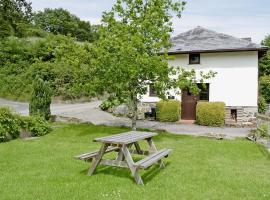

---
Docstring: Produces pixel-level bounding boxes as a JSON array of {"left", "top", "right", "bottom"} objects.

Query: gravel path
[{"left": 0, "top": 98, "right": 253, "bottom": 138}]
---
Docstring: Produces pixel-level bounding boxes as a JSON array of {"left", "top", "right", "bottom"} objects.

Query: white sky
[{"left": 31, "top": 0, "right": 270, "bottom": 43}]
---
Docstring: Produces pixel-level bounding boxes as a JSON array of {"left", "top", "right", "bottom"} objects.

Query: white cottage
[{"left": 140, "top": 27, "right": 268, "bottom": 125}]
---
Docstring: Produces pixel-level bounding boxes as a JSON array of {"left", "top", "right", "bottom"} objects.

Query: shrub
[
  {"left": 248, "top": 123, "right": 269, "bottom": 140},
  {"left": 156, "top": 100, "right": 181, "bottom": 122},
  {"left": 258, "top": 96, "right": 267, "bottom": 114},
  {"left": 100, "top": 98, "right": 121, "bottom": 111},
  {"left": 29, "top": 76, "right": 52, "bottom": 120},
  {"left": 20, "top": 116, "right": 52, "bottom": 137},
  {"left": 0, "top": 107, "right": 21, "bottom": 142},
  {"left": 0, "top": 107, "right": 52, "bottom": 142},
  {"left": 196, "top": 102, "right": 226, "bottom": 126}
]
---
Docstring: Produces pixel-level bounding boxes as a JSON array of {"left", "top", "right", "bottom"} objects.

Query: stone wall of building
[{"left": 225, "top": 106, "right": 257, "bottom": 127}]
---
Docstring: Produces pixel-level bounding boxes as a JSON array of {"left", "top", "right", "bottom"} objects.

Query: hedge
[
  {"left": 196, "top": 102, "right": 226, "bottom": 126},
  {"left": 156, "top": 100, "right": 181, "bottom": 122}
]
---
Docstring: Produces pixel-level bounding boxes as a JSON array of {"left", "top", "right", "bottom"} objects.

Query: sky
[{"left": 30, "top": 0, "right": 270, "bottom": 43}]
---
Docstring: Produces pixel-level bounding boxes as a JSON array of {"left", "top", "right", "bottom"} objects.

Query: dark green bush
[
  {"left": 196, "top": 102, "right": 226, "bottom": 126},
  {"left": 29, "top": 76, "right": 52, "bottom": 120},
  {"left": 156, "top": 100, "right": 181, "bottom": 122},
  {"left": 20, "top": 116, "right": 52, "bottom": 137},
  {"left": 0, "top": 107, "right": 21, "bottom": 142},
  {"left": 258, "top": 96, "right": 267, "bottom": 114}
]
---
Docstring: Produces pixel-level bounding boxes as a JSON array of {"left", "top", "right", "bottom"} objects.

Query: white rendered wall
[{"left": 140, "top": 51, "right": 258, "bottom": 107}]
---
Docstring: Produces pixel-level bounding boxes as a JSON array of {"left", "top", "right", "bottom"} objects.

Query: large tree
[
  {"left": 33, "top": 8, "right": 98, "bottom": 42},
  {"left": 91, "top": 0, "right": 215, "bottom": 130},
  {"left": 0, "top": 0, "right": 33, "bottom": 37}
]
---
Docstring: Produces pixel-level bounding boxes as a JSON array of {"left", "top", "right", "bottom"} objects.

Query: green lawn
[{"left": 1, "top": 124, "right": 270, "bottom": 200}]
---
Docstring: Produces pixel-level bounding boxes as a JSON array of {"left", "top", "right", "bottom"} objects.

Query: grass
[{"left": 1, "top": 124, "right": 270, "bottom": 200}]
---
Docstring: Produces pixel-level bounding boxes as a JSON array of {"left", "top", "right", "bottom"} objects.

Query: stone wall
[
  {"left": 137, "top": 102, "right": 156, "bottom": 120},
  {"left": 112, "top": 102, "right": 156, "bottom": 120},
  {"left": 225, "top": 106, "right": 257, "bottom": 127}
]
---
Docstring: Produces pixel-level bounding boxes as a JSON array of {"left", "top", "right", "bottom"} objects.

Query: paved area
[{"left": 0, "top": 98, "right": 253, "bottom": 138}]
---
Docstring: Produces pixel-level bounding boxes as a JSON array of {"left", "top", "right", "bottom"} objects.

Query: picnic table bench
[{"left": 75, "top": 131, "right": 172, "bottom": 185}]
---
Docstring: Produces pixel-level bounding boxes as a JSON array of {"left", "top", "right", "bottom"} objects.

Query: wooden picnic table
[{"left": 75, "top": 131, "right": 172, "bottom": 185}]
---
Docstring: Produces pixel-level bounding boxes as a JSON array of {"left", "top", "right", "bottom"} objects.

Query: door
[{"left": 181, "top": 90, "right": 199, "bottom": 120}]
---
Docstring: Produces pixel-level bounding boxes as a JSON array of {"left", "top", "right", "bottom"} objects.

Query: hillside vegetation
[
  {"left": 0, "top": 35, "right": 95, "bottom": 101},
  {"left": 0, "top": 0, "right": 98, "bottom": 101}
]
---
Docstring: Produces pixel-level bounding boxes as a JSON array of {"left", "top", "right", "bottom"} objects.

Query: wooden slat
[
  {"left": 95, "top": 131, "right": 156, "bottom": 143},
  {"left": 128, "top": 149, "right": 149, "bottom": 155},
  {"left": 74, "top": 146, "right": 119, "bottom": 161},
  {"left": 94, "top": 131, "right": 157, "bottom": 145},
  {"left": 134, "top": 149, "right": 172, "bottom": 169},
  {"left": 100, "top": 159, "right": 128, "bottom": 168}
]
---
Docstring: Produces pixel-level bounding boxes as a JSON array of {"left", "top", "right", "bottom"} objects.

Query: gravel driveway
[{"left": 0, "top": 98, "right": 253, "bottom": 138}]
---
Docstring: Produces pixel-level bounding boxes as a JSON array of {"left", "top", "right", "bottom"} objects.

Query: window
[
  {"left": 189, "top": 53, "right": 200, "bottom": 64},
  {"left": 197, "top": 83, "right": 209, "bottom": 101},
  {"left": 231, "top": 109, "right": 237, "bottom": 122},
  {"left": 149, "top": 84, "right": 157, "bottom": 97}
]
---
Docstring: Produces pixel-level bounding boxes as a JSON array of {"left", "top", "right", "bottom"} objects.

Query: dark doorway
[{"left": 181, "top": 90, "right": 199, "bottom": 120}]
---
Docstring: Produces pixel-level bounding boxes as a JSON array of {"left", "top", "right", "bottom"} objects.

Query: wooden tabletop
[{"left": 94, "top": 131, "right": 157, "bottom": 145}]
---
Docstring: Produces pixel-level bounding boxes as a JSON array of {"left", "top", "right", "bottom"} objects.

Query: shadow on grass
[
  {"left": 141, "top": 162, "right": 171, "bottom": 184},
  {"left": 79, "top": 162, "right": 171, "bottom": 184}
]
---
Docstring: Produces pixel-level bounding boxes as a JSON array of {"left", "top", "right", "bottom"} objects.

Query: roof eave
[{"left": 167, "top": 47, "right": 269, "bottom": 55}]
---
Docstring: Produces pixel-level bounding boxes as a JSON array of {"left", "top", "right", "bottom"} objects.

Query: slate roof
[{"left": 169, "top": 26, "right": 268, "bottom": 54}]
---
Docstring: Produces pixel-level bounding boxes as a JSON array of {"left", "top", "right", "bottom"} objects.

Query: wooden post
[
  {"left": 87, "top": 143, "right": 108, "bottom": 176},
  {"left": 122, "top": 145, "right": 144, "bottom": 185},
  {"left": 146, "top": 138, "right": 165, "bottom": 168}
]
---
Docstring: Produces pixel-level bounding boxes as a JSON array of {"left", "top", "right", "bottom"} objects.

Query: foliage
[
  {"left": 249, "top": 123, "right": 269, "bottom": 141},
  {"left": 258, "top": 96, "right": 267, "bottom": 114},
  {"left": 196, "top": 102, "right": 226, "bottom": 126},
  {"left": 259, "top": 51, "right": 270, "bottom": 77},
  {"left": 258, "top": 123, "right": 269, "bottom": 138},
  {"left": 20, "top": 116, "right": 52, "bottom": 137},
  {"left": 91, "top": 0, "right": 215, "bottom": 129},
  {"left": 33, "top": 8, "right": 99, "bottom": 42},
  {"left": 29, "top": 77, "right": 52, "bottom": 120},
  {"left": 259, "top": 35, "right": 270, "bottom": 77},
  {"left": 99, "top": 98, "right": 121, "bottom": 111},
  {"left": 262, "top": 34, "right": 270, "bottom": 47},
  {"left": 156, "top": 100, "right": 181, "bottom": 122},
  {"left": 0, "top": 0, "right": 33, "bottom": 37},
  {"left": 0, "top": 107, "right": 21, "bottom": 142},
  {"left": 0, "top": 106, "right": 52, "bottom": 142},
  {"left": 0, "top": 35, "right": 95, "bottom": 100},
  {"left": 259, "top": 75, "right": 270, "bottom": 103},
  {"left": 176, "top": 68, "right": 216, "bottom": 95}
]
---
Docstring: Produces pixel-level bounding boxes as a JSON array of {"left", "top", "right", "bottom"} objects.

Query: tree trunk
[{"left": 131, "top": 94, "right": 138, "bottom": 131}]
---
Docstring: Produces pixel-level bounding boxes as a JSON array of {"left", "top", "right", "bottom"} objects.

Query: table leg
[
  {"left": 134, "top": 142, "right": 143, "bottom": 154},
  {"left": 115, "top": 145, "right": 125, "bottom": 161},
  {"left": 146, "top": 138, "right": 165, "bottom": 168},
  {"left": 87, "top": 143, "right": 108, "bottom": 176},
  {"left": 122, "top": 145, "right": 144, "bottom": 185}
]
